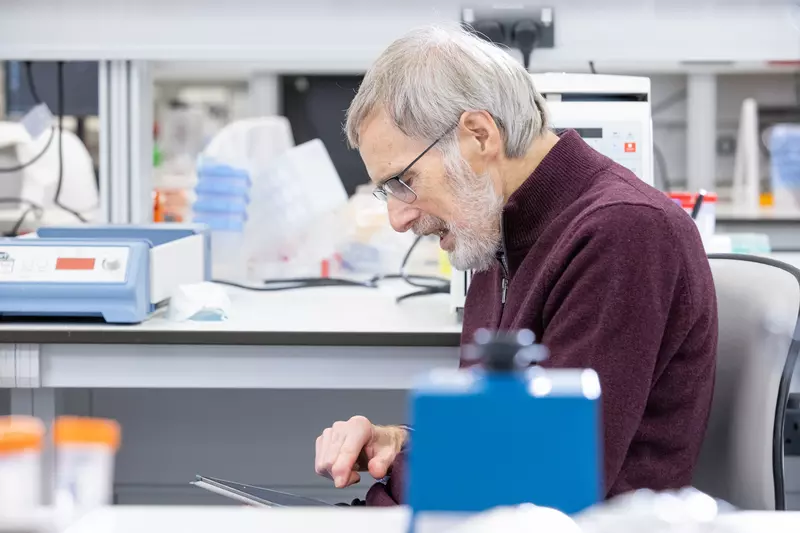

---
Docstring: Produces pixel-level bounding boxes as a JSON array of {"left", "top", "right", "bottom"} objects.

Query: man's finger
[
  {"left": 316, "top": 430, "right": 336, "bottom": 477},
  {"left": 331, "top": 433, "right": 367, "bottom": 488},
  {"left": 346, "top": 471, "right": 361, "bottom": 487},
  {"left": 314, "top": 436, "right": 331, "bottom": 478},
  {"left": 321, "top": 430, "right": 345, "bottom": 474},
  {"left": 367, "top": 447, "right": 396, "bottom": 480}
]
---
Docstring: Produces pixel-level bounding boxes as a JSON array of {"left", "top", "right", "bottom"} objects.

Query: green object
[
  {"left": 729, "top": 233, "right": 772, "bottom": 254},
  {"left": 153, "top": 143, "right": 163, "bottom": 167}
]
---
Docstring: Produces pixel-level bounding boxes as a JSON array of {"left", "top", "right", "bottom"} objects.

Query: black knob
[{"left": 468, "top": 328, "right": 547, "bottom": 372}]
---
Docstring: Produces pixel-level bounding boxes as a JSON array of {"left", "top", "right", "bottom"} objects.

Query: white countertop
[
  {"left": 715, "top": 204, "right": 800, "bottom": 222},
  {"left": 42, "top": 506, "right": 800, "bottom": 533},
  {"left": 60, "top": 507, "right": 410, "bottom": 533},
  {"left": 0, "top": 281, "right": 460, "bottom": 334},
  {"left": 0, "top": 281, "right": 462, "bottom": 345}
]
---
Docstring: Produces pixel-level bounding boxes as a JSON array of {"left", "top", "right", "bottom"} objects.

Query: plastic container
[
  {"left": 53, "top": 416, "right": 121, "bottom": 512},
  {"left": 193, "top": 159, "right": 252, "bottom": 281},
  {"left": 0, "top": 416, "right": 45, "bottom": 513},
  {"left": 769, "top": 124, "right": 800, "bottom": 211},
  {"left": 668, "top": 191, "right": 717, "bottom": 241}
]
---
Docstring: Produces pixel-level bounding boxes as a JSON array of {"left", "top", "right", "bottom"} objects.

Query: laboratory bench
[
  {"left": 0, "top": 282, "right": 461, "bottom": 506},
  {"left": 715, "top": 205, "right": 800, "bottom": 252},
  {"left": 0, "top": 283, "right": 461, "bottom": 391}
]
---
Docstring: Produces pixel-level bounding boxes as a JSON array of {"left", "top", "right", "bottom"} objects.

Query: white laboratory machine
[
  {"left": 0, "top": 122, "right": 99, "bottom": 234},
  {"left": 451, "top": 73, "right": 655, "bottom": 314}
]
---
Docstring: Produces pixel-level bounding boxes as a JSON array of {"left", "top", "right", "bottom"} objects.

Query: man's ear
[{"left": 459, "top": 110, "right": 502, "bottom": 158}]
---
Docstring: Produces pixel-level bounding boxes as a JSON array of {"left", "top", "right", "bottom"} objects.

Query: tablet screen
[{"left": 192, "top": 475, "right": 336, "bottom": 507}]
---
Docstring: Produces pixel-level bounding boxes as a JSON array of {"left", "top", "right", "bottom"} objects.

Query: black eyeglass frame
[{"left": 372, "top": 126, "right": 456, "bottom": 204}]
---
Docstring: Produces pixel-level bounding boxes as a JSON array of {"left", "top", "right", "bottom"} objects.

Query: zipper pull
[{"left": 501, "top": 277, "right": 508, "bottom": 304}]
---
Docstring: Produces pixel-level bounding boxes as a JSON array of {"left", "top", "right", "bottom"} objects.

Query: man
[{"left": 314, "top": 25, "right": 717, "bottom": 505}]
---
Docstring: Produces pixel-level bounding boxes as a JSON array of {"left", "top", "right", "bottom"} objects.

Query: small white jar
[
  {"left": 0, "top": 416, "right": 45, "bottom": 514},
  {"left": 53, "top": 417, "right": 121, "bottom": 513}
]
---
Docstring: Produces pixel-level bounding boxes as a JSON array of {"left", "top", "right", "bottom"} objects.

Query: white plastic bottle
[
  {"left": 53, "top": 416, "right": 121, "bottom": 513},
  {"left": 0, "top": 416, "right": 45, "bottom": 515}
]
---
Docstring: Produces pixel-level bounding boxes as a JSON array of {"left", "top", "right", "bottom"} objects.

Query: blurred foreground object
[
  {"left": 0, "top": 416, "right": 45, "bottom": 515},
  {"left": 53, "top": 416, "right": 121, "bottom": 514},
  {"left": 446, "top": 504, "right": 581, "bottom": 533},
  {"left": 574, "top": 488, "right": 732, "bottom": 533},
  {"left": 409, "top": 329, "right": 601, "bottom": 532}
]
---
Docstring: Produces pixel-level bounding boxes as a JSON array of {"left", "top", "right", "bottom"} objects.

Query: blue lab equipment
[
  {"left": 408, "top": 329, "right": 602, "bottom": 529},
  {"left": 0, "top": 224, "right": 210, "bottom": 324}
]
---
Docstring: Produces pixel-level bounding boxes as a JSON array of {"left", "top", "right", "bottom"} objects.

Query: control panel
[
  {"left": 0, "top": 245, "right": 129, "bottom": 283},
  {"left": 573, "top": 123, "right": 644, "bottom": 180}
]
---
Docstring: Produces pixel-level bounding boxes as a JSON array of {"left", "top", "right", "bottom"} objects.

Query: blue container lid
[
  {"left": 196, "top": 161, "right": 251, "bottom": 181},
  {"left": 195, "top": 179, "right": 251, "bottom": 196},
  {"left": 193, "top": 196, "right": 250, "bottom": 214}
]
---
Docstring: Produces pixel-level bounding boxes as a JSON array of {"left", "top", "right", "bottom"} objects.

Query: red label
[
  {"left": 56, "top": 258, "right": 96, "bottom": 271},
  {"left": 624, "top": 142, "right": 636, "bottom": 153}
]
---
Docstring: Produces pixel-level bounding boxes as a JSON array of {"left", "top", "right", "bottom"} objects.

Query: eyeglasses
[{"left": 373, "top": 128, "right": 453, "bottom": 204}]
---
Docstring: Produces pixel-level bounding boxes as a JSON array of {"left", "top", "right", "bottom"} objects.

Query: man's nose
[{"left": 387, "top": 198, "right": 420, "bottom": 233}]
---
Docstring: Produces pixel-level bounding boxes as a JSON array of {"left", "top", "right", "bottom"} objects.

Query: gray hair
[{"left": 345, "top": 24, "right": 549, "bottom": 164}]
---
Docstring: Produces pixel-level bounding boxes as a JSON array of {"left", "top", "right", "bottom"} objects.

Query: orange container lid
[
  {"left": 0, "top": 416, "right": 45, "bottom": 454},
  {"left": 53, "top": 417, "right": 121, "bottom": 451}
]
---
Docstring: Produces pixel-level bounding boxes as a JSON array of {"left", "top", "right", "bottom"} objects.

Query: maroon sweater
[{"left": 366, "top": 129, "right": 718, "bottom": 505}]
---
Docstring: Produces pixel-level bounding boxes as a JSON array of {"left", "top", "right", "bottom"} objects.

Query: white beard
[{"left": 412, "top": 158, "right": 504, "bottom": 272}]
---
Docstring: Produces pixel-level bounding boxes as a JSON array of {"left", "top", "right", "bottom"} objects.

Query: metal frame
[
  {"left": 686, "top": 73, "right": 718, "bottom": 193},
  {"left": 98, "top": 60, "right": 153, "bottom": 225}
]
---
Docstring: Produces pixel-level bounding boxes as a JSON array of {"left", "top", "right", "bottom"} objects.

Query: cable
[
  {"left": 652, "top": 88, "right": 687, "bottom": 116},
  {"left": 0, "top": 198, "right": 44, "bottom": 236},
  {"left": 213, "top": 277, "right": 377, "bottom": 292},
  {"left": 0, "top": 130, "right": 55, "bottom": 173},
  {"left": 24, "top": 61, "right": 42, "bottom": 103},
  {"left": 215, "top": 235, "right": 451, "bottom": 302},
  {"left": 653, "top": 144, "right": 672, "bottom": 192},
  {"left": 511, "top": 20, "right": 540, "bottom": 71},
  {"left": 54, "top": 62, "right": 88, "bottom": 223},
  {"left": 0, "top": 62, "right": 56, "bottom": 173},
  {"left": 0, "top": 62, "right": 86, "bottom": 228}
]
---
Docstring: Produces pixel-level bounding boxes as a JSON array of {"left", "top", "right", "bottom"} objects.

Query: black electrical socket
[
  {"left": 786, "top": 393, "right": 800, "bottom": 456},
  {"left": 461, "top": 5, "right": 555, "bottom": 49}
]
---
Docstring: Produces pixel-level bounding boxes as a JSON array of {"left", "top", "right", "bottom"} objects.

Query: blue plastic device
[
  {"left": 407, "top": 329, "right": 602, "bottom": 528},
  {"left": 0, "top": 225, "right": 210, "bottom": 324}
]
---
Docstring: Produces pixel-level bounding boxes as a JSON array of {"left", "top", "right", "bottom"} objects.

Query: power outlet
[
  {"left": 461, "top": 6, "right": 556, "bottom": 50},
  {"left": 786, "top": 394, "right": 800, "bottom": 456}
]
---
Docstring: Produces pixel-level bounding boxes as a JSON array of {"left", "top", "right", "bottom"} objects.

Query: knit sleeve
[{"left": 539, "top": 203, "right": 694, "bottom": 495}]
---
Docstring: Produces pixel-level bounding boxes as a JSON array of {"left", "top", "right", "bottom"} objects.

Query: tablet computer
[{"left": 191, "top": 475, "right": 337, "bottom": 507}]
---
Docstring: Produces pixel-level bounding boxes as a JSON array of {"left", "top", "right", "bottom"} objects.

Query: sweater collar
[{"left": 502, "top": 129, "right": 610, "bottom": 253}]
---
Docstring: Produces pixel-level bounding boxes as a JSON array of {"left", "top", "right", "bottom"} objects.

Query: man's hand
[{"left": 314, "top": 415, "right": 407, "bottom": 488}]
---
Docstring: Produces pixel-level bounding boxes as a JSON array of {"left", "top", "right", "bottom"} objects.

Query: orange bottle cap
[
  {"left": 0, "top": 416, "right": 45, "bottom": 454},
  {"left": 53, "top": 417, "right": 121, "bottom": 451}
]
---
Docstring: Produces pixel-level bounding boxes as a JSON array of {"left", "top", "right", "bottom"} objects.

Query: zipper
[{"left": 497, "top": 214, "right": 510, "bottom": 307}]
